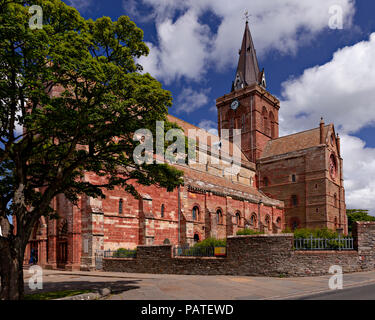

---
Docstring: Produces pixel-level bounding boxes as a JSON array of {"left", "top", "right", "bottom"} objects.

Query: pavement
[{"left": 23, "top": 269, "right": 375, "bottom": 300}]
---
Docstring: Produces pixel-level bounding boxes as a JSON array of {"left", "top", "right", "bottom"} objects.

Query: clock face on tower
[{"left": 231, "top": 99, "right": 240, "bottom": 110}]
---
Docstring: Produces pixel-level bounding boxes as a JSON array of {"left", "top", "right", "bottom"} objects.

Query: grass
[{"left": 24, "top": 289, "right": 92, "bottom": 300}]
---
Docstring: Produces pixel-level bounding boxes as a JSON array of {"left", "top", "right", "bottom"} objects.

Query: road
[
  {"left": 23, "top": 269, "right": 375, "bottom": 300},
  {"left": 297, "top": 283, "right": 375, "bottom": 300}
]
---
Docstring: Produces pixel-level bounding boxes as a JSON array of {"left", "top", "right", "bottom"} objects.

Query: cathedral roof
[
  {"left": 175, "top": 164, "right": 284, "bottom": 208},
  {"left": 232, "top": 21, "right": 261, "bottom": 91},
  {"left": 260, "top": 124, "right": 333, "bottom": 159},
  {"left": 167, "top": 115, "right": 253, "bottom": 168}
]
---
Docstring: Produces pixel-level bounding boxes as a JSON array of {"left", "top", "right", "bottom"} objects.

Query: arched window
[
  {"left": 334, "top": 194, "right": 338, "bottom": 208},
  {"left": 163, "top": 238, "right": 170, "bottom": 244},
  {"left": 119, "top": 199, "right": 123, "bottom": 214},
  {"left": 276, "top": 217, "right": 281, "bottom": 228},
  {"left": 161, "top": 204, "right": 165, "bottom": 218},
  {"left": 263, "top": 177, "right": 269, "bottom": 187},
  {"left": 217, "top": 209, "right": 223, "bottom": 224},
  {"left": 329, "top": 154, "right": 337, "bottom": 179},
  {"left": 251, "top": 214, "right": 257, "bottom": 227},
  {"left": 235, "top": 212, "right": 241, "bottom": 225},
  {"left": 192, "top": 206, "right": 199, "bottom": 221},
  {"left": 262, "top": 107, "right": 268, "bottom": 134},
  {"left": 265, "top": 215, "right": 271, "bottom": 230},
  {"left": 269, "top": 111, "right": 275, "bottom": 138}
]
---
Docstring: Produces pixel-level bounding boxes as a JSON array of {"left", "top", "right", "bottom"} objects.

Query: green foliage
[
  {"left": 236, "top": 229, "right": 263, "bottom": 236},
  {"left": 193, "top": 237, "right": 226, "bottom": 249},
  {"left": 24, "top": 290, "right": 92, "bottom": 300},
  {"left": 347, "top": 209, "right": 375, "bottom": 233},
  {"left": 293, "top": 228, "right": 351, "bottom": 250},
  {"left": 282, "top": 227, "right": 292, "bottom": 234},
  {"left": 293, "top": 228, "right": 339, "bottom": 239},
  {"left": 0, "top": 0, "right": 185, "bottom": 218},
  {"left": 112, "top": 248, "right": 136, "bottom": 258},
  {"left": 0, "top": 0, "right": 187, "bottom": 299}
]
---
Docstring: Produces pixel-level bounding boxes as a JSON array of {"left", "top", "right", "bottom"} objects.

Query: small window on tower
[
  {"left": 119, "top": 199, "right": 123, "bottom": 214},
  {"left": 263, "top": 177, "right": 269, "bottom": 187},
  {"left": 161, "top": 204, "right": 165, "bottom": 218},
  {"left": 291, "top": 195, "right": 298, "bottom": 207},
  {"left": 292, "top": 174, "right": 296, "bottom": 183}
]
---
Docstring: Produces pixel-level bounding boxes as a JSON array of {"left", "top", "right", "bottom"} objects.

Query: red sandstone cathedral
[{"left": 25, "top": 22, "right": 347, "bottom": 270}]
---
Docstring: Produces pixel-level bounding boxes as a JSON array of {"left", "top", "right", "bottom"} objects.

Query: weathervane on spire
[{"left": 243, "top": 10, "right": 250, "bottom": 23}]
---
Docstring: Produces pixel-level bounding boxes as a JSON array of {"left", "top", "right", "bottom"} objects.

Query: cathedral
[{"left": 24, "top": 21, "right": 347, "bottom": 271}]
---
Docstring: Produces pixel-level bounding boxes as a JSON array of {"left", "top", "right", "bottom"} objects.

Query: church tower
[{"left": 216, "top": 20, "right": 280, "bottom": 163}]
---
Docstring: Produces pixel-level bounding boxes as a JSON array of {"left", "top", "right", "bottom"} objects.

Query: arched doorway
[
  {"left": 57, "top": 220, "right": 68, "bottom": 267},
  {"left": 193, "top": 233, "right": 200, "bottom": 244}
]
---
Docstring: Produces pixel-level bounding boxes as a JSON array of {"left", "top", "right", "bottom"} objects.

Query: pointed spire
[{"left": 232, "top": 20, "right": 261, "bottom": 91}]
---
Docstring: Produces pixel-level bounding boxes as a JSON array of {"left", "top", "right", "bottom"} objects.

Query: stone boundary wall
[{"left": 103, "top": 222, "right": 375, "bottom": 277}]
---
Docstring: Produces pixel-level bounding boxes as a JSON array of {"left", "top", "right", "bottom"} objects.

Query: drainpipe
[
  {"left": 258, "top": 199, "right": 263, "bottom": 232},
  {"left": 178, "top": 186, "right": 181, "bottom": 244}
]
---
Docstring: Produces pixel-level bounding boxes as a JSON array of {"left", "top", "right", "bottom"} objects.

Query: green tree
[
  {"left": 0, "top": 0, "right": 184, "bottom": 300},
  {"left": 347, "top": 209, "right": 375, "bottom": 233}
]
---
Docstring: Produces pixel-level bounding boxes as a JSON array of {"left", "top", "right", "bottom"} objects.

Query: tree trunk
[{"left": 0, "top": 240, "right": 25, "bottom": 300}]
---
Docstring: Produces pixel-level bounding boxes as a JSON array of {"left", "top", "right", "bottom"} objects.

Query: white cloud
[
  {"left": 174, "top": 87, "right": 210, "bottom": 114},
  {"left": 134, "top": 0, "right": 355, "bottom": 82},
  {"left": 280, "top": 33, "right": 375, "bottom": 136},
  {"left": 68, "top": 0, "right": 91, "bottom": 11},
  {"left": 198, "top": 119, "right": 218, "bottom": 136},
  {"left": 279, "top": 34, "right": 375, "bottom": 214},
  {"left": 341, "top": 135, "right": 375, "bottom": 215},
  {"left": 138, "top": 10, "right": 211, "bottom": 84}
]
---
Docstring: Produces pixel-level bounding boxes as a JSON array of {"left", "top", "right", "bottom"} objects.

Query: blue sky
[{"left": 65, "top": 0, "right": 375, "bottom": 214}]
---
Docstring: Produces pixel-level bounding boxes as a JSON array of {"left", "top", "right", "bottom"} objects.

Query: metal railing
[
  {"left": 294, "top": 235, "right": 354, "bottom": 251},
  {"left": 174, "top": 245, "right": 216, "bottom": 257},
  {"left": 103, "top": 249, "right": 137, "bottom": 258}
]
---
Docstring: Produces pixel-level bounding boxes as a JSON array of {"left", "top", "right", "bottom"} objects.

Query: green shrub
[
  {"left": 236, "top": 229, "right": 263, "bottom": 236},
  {"left": 293, "top": 228, "right": 349, "bottom": 250},
  {"left": 282, "top": 227, "right": 292, "bottom": 234},
  {"left": 112, "top": 248, "right": 137, "bottom": 258},
  {"left": 294, "top": 228, "right": 339, "bottom": 239},
  {"left": 193, "top": 237, "right": 226, "bottom": 249}
]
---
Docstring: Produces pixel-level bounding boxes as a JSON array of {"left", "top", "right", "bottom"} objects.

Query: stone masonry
[{"left": 103, "top": 222, "right": 375, "bottom": 277}]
